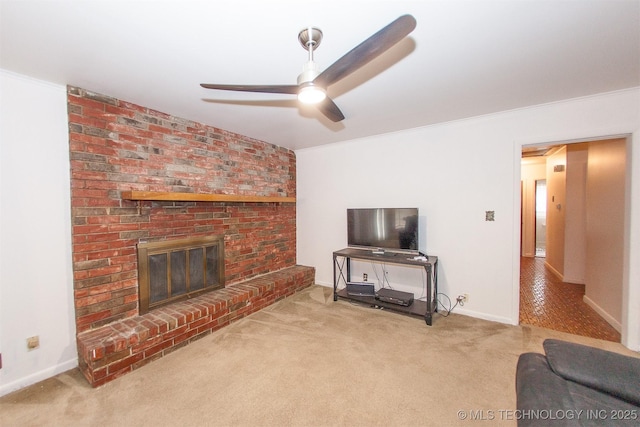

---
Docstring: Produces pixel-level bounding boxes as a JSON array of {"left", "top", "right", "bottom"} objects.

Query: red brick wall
[{"left": 68, "top": 86, "right": 297, "bottom": 333}]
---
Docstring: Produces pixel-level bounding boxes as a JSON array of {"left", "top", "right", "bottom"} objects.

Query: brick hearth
[{"left": 77, "top": 266, "right": 314, "bottom": 387}]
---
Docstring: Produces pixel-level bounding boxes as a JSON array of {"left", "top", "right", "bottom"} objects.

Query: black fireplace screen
[{"left": 137, "top": 236, "right": 225, "bottom": 313}]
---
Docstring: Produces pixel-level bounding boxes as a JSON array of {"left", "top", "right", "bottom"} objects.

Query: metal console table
[{"left": 333, "top": 248, "right": 438, "bottom": 325}]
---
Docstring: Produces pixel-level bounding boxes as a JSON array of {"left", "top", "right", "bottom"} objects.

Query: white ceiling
[{"left": 1, "top": 1, "right": 638, "bottom": 151}]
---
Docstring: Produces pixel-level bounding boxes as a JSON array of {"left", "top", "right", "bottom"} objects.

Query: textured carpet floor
[{"left": 1, "top": 285, "right": 637, "bottom": 426}]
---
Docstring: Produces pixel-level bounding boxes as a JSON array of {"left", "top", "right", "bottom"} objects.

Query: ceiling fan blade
[
  {"left": 314, "top": 14, "right": 416, "bottom": 88},
  {"left": 317, "top": 97, "right": 345, "bottom": 122},
  {"left": 200, "top": 83, "right": 299, "bottom": 95}
]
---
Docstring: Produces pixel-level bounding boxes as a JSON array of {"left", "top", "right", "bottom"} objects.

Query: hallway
[{"left": 519, "top": 256, "right": 620, "bottom": 342}]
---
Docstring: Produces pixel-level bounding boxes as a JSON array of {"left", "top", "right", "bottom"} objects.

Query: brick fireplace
[{"left": 68, "top": 87, "right": 314, "bottom": 386}]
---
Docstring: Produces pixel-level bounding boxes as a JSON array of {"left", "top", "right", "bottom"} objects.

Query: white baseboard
[
  {"left": 583, "top": 295, "right": 622, "bottom": 333},
  {"left": 453, "top": 308, "right": 515, "bottom": 325},
  {"left": 544, "top": 261, "right": 564, "bottom": 281},
  {"left": 0, "top": 358, "right": 78, "bottom": 397}
]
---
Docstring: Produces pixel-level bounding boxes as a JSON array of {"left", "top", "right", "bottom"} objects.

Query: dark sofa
[{"left": 516, "top": 339, "right": 640, "bottom": 426}]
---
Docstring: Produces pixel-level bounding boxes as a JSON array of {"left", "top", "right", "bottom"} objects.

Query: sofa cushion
[
  {"left": 544, "top": 339, "right": 640, "bottom": 407},
  {"left": 516, "top": 352, "right": 579, "bottom": 426},
  {"left": 517, "top": 351, "right": 640, "bottom": 427}
]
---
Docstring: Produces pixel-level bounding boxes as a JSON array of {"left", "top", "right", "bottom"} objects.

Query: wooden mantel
[{"left": 121, "top": 190, "right": 296, "bottom": 204}]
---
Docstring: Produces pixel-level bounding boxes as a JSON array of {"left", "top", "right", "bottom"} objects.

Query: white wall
[
  {"left": 564, "top": 144, "right": 588, "bottom": 284},
  {"left": 545, "top": 146, "right": 567, "bottom": 278},
  {"left": 296, "top": 88, "right": 640, "bottom": 350},
  {"left": 585, "top": 138, "right": 627, "bottom": 330},
  {"left": 0, "top": 70, "right": 76, "bottom": 396}
]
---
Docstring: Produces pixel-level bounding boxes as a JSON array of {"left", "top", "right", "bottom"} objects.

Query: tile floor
[{"left": 519, "top": 256, "right": 621, "bottom": 343}]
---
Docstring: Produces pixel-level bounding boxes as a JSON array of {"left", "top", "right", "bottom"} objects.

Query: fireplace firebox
[{"left": 137, "top": 236, "right": 225, "bottom": 314}]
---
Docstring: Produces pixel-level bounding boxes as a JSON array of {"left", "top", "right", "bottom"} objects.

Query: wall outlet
[
  {"left": 457, "top": 294, "right": 469, "bottom": 304},
  {"left": 363, "top": 273, "right": 368, "bottom": 281},
  {"left": 27, "top": 336, "right": 40, "bottom": 350}
]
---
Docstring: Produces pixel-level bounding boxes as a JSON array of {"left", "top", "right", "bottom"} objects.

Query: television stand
[{"left": 332, "top": 248, "right": 438, "bottom": 325}]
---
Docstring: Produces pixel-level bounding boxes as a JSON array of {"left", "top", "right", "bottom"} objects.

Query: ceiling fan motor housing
[{"left": 297, "top": 61, "right": 321, "bottom": 85}]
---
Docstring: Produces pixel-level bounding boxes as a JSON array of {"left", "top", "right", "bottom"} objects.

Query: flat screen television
[{"left": 347, "top": 208, "right": 419, "bottom": 254}]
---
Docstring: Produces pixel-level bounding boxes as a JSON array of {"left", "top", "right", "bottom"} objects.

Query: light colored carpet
[{"left": 1, "top": 285, "right": 636, "bottom": 426}]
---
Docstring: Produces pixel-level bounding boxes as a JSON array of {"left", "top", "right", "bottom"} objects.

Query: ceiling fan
[{"left": 200, "top": 14, "right": 417, "bottom": 122}]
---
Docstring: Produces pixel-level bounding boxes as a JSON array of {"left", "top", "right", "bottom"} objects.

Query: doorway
[{"left": 519, "top": 137, "right": 627, "bottom": 342}]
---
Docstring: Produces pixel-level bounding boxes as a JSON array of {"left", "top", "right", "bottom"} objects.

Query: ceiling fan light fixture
[{"left": 297, "top": 85, "right": 326, "bottom": 104}]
